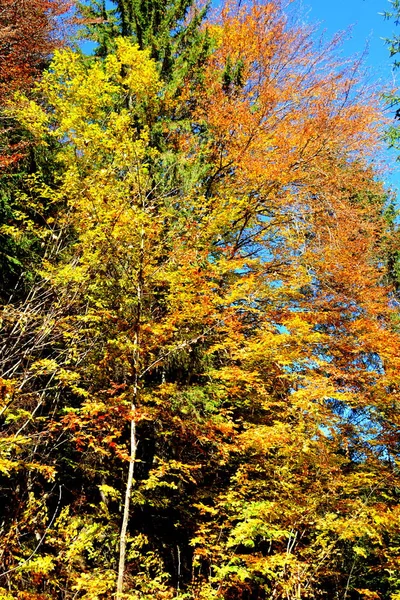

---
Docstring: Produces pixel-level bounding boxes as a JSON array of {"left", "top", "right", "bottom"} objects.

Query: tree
[
  {"left": 382, "top": 0, "right": 400, "bottom": 290},
  {"left": 180, "top": 4, "right": 400, "bottom": 597},
  {"left": 0, "top": 0, "right": 72, "bottom": 301},
  {"left": 76, "top": 0, "right": 211, "bottom": 83},
  {"left": 1, "top": 1, "right": 400, "bottom": 599},
  {"left": 1, "top": 37, "right": 218, "bottom": 598},
  {"left": 0, "top": 0, "right": 71, "bottom": 163}
]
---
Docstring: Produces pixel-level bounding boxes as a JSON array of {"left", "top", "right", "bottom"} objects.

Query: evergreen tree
[
  {"left": 382, "top": 0, "right": 400, "bottom": 290},
  {"left": 77, "top": 0, "right": 211, "bottom": 82}
]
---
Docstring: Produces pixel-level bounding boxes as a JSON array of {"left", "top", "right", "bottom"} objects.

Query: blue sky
[{"left": 297, "top": 0, "right": 395, "bottom": 79}]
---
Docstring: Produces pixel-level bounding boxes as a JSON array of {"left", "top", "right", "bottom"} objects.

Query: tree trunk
[{"left": 116, "top": 215, "right": 145, "bottom": 596}]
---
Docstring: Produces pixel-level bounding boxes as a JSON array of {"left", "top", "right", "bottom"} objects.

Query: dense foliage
[
  {"left": 0, "top": 0, "right": 72, "bottom": 300},
  {"left": 0, "top": 1, "right": 400, "bottom": 599}
]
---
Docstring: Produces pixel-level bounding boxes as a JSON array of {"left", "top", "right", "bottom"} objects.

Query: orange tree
[{"left": 184, "top": 3, "right": 400, "bottom": 598}]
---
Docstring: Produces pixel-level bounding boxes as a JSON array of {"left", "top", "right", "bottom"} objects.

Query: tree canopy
[{"left": 0, "top": 1, "right": 400, "bottom": 599}]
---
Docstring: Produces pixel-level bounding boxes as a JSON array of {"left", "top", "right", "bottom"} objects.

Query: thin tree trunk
[
  {"left": 117, "top": 214, "right": 145, "bottom": 596},
  {"left": 116, "top": 397, "right": 138, "bottom": 595}
]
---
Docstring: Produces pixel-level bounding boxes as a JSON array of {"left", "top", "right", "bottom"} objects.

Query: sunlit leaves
[{"left": 1, "top": 1, "right": 400, "bottom": 599}]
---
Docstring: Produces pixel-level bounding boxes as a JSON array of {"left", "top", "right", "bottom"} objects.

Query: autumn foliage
[
  {"left": 0, "top": 1, "right": 400, "bottom": 599},
  {"left": 0, "top": 0, "right": 71, "bottom": 169},
  {"left": 0, "top": 0, "right": 71, "bottom": 100}
]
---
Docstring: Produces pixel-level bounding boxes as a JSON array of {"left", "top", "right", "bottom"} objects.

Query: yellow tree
[{"left": 2, "top": 35, "right": 243, "bottom": 598}]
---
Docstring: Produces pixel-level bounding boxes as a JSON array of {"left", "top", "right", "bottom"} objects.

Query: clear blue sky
[{"left": 296, "top": 0, "right": 395, "bottom": 78}]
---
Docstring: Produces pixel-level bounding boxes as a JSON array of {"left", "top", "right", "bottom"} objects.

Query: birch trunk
[{"left": 116, "top": 214, "right": 145, "bottom": 596}]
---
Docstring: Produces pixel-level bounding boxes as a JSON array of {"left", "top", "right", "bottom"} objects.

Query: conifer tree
[
  {"left": 382, "top": 0, "right": 400, "bottom": 289},
  {"left": 77, "top": 0, "right": 211, "bottom": 82}
]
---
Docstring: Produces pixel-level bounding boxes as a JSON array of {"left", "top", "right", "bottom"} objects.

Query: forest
[{"left": 1, "top": 0, "right": 400, "bottom": 598}]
